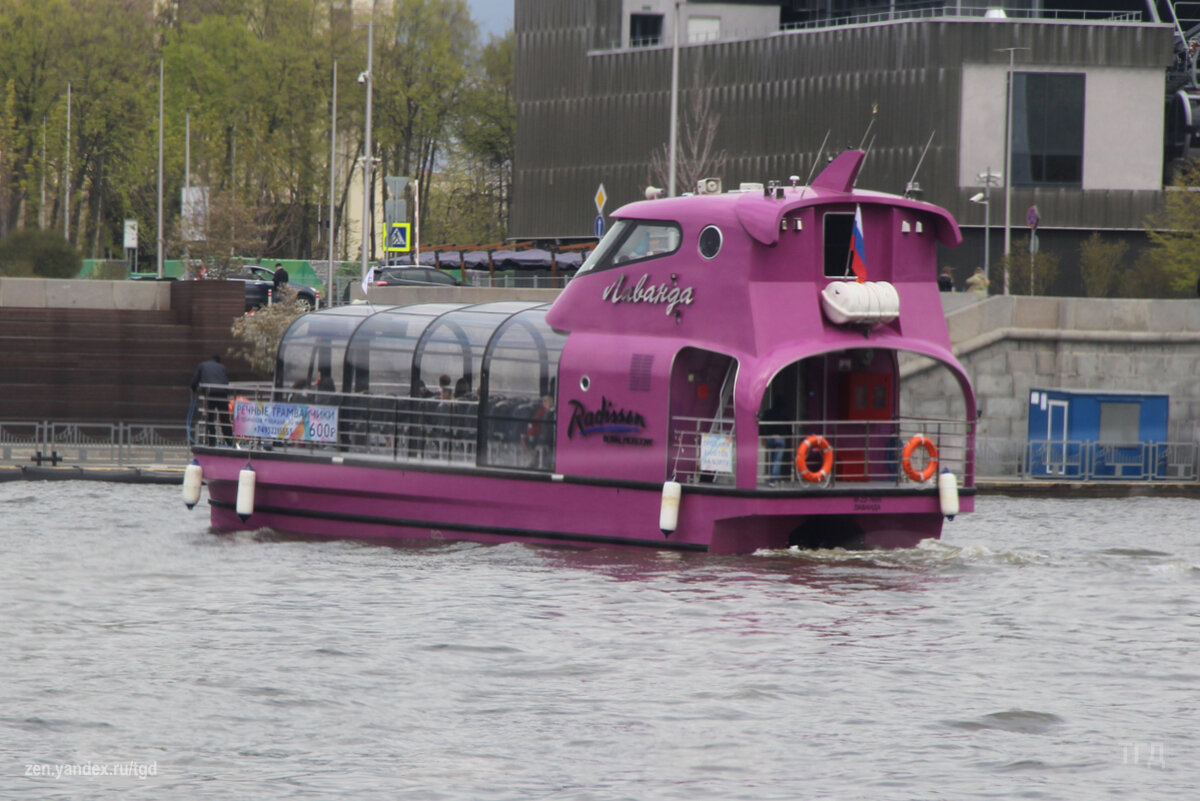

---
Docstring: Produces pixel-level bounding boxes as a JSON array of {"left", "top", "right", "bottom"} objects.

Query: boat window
[
  {"left": 275, "top": 306, "right": 375, "bottom": 393},
  {"left": 479, "top": 307, "right": 568, "bottom": 470},
  {"left": 823, "top": 212, "right": 855, "bottom": 278},
  {"left": 576, "top": 219, "right": 681, "bottom": 276},
  {"left": 414, "top": 303, "right": 541, "bottom": 401},
  {"left": 343, "top": 304, "right": 465, "bottom": 395}
]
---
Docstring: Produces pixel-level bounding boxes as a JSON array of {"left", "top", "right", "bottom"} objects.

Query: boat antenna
[
  {"left": 806, "top": 130, "right": 831, "bottom": 185},
  {"left": 905, "top": 130, "right": 936, "bottom": 198},
  {"left": 857, "top": 103, "right": 878, "bottom": 150}
]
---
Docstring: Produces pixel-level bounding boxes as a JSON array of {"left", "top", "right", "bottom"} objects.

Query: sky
[{"left": 467, "top": 0, "right": 513, "bottom": 38}]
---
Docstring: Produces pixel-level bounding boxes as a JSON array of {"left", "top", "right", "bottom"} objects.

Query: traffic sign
[
  {"left": 594, "top": 184, "right": 607, "bottom": 214},
  {"left": 1027, "top": 205, "right": 1040, "bottom": 229},
  {"left": 384, "top": 222, "right": 411, "bottom": 253},
  {"left": 594, "top": 215, "right": 605, "bottom": 238}
]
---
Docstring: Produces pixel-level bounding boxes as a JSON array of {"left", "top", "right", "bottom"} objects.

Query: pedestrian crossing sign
[{"left": 384, "top": 222, "right": 411, "bottom": 253}]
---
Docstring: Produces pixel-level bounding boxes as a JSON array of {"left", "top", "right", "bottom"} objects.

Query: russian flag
[{"left": 849, "top": 205, "right": 867, "bottom": 283}]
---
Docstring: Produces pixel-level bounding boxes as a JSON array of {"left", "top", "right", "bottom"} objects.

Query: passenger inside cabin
[
  {"left": 938, "top": 269, "right": 954, "bottom": 292},
  {"left": 760, "top": 401, "right": 791, "bottom": 484},
  {"left": 454, "top": 376, "right": 477, "bottom": 401},
  {"left": 438, "top": 374, "right": 453, "bottom": 400}
]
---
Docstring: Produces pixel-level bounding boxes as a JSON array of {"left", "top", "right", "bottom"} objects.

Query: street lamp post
[
  {"left": 185, "top": 105, "right": 196, "bottom": 192},
  {"left": 64, "top": 80, "right": 72, "bottom": 241},
  {"left": 667, "top": 1, "right": 681, "bottom": 197},
  {"left": 156, "top": 58, "right": 164, "bottom": 279},
  {"left": 360, "top": 21, "right": 374, "bottom": 285},
  {"left": 998, "top": 46, "right": 1028, "bottom": 296},
  {"left": 973, "top": 167, "right": 1001, "bottom": 284},
  {"left": 328, "top": 58, "right": 338, "bottom": 308}
]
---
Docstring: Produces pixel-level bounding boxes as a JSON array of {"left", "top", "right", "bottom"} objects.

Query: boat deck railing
[
  {"left": 751, "top": 417, "right": 973, "bottom": 490},
  {"left": 190, "top": 383, "right": 553, "bottom": 471}
]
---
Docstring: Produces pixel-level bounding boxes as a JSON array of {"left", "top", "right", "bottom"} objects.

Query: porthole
[
  {"left": 580, "top": 375, "right": 591, "bottom": 391},
  {"left": 698, "top": 225, "right": 723, "bottom": 259}
]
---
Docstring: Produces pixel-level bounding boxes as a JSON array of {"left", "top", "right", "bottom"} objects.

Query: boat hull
[{"left": 196, "top": 452, "right": 972, "bottom": 554}]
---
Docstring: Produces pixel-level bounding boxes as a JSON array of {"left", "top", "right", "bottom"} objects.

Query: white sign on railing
[{"left": 700, "top": 433, "right": 733, "bottom": 473}]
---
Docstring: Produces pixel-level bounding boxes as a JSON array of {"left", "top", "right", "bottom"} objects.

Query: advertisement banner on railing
[{"left": 232, "top": 400, "right": 338, "bottom": 444}]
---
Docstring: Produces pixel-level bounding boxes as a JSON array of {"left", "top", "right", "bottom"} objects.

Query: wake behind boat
[{"left": 184, "top": 150, "right": 976, "bottom": 553}]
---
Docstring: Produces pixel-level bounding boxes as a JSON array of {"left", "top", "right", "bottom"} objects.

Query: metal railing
[
  {"left": 191, "top": 383, "right": 556, "bottom": 472},
  {"left": 975, "top": 438, "right": 1199, "bottom": 481},
  {"left": 0, "top": 421, "right": 191, "bottom": 467},
  {"left": 752, "top": 417, "right": 972, "bottom": 490}
]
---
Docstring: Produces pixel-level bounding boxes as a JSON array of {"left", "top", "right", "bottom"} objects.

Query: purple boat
[{"left": 185, "top": 151, "right": 975, "bottom": 553}]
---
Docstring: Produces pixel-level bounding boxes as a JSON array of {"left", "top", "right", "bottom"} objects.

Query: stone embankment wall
[{"left": 902, "top": 295, "right": 1200, "bottom": 443}]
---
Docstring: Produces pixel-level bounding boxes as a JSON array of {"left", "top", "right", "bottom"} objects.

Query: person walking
[{"left": 190, "top": 354, "right": 230, "bottom": 445}]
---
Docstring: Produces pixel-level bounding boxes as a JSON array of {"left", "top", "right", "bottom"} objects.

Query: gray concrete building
[{"left": 513, "top": 0, "right": 1189, "bottom": 291}]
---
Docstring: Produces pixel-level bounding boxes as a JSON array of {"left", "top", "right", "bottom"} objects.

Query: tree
[
  {"left": 649, "top": 63, "right": 728, "bottom": 197},
  {"left": 438, "top": 30, "right": 514, "bottom": 244},
  {"left": 173, "top": 188, "right": 267, "bottom": 278},
  {"left": 1000, "top": 235, "right": 1060, "bottom": 296},
  {"left": 1143, "top": 158, "right": 1200, "bottom": 296},
  {"left": 1078, "top": 232, "right": 1128, "bottom": 298},
  {"left": 374, "top": 0, "right": 476, "bottom": 227},
  {"left": 229, "top": 298, "right": 306, "bottom": 376}
]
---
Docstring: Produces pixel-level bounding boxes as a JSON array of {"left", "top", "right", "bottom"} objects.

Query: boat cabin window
[
  {"left": 823, "top": 212, "right": 858, "bottom": 279},
  {"left": 577, "top": 219, "right": 681, "bottom": 277},
  {"left": 479, "top": 307, "right": 567, "bottom": 469},
  {"left": 343, "top": 305, "right": 455, "bottom": 396},
  {"left": 275, "top": 305, "right": 375, "bottom": 393},
  {"left": 415, "top": 302, "right": 543, "bottom": 401}
]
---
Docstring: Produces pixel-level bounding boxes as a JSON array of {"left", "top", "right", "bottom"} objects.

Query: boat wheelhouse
[{"left": 186, "top": 150, "right": 976, "bottom": 553}]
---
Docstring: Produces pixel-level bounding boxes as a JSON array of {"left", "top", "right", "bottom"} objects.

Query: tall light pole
[
  {"left": 360, "top": 21, "right": 374, "bottom": 284},
  {"left": 156, "top": 58, "right": 164, "bottom": 279},
  {"left": 667, "top": 1, "right": 681, "bottom": 197},
  {"left": 999, "top": 46, "right": 1028, "bottom": 296},
  {"left": 328, "top": 58, "right": 338, "bottom": 307},
  {"left": 974, "top": 167, "right": 1001, "bottom": 284},
  {"left": 64, "top": 80, "right": 72, "bottom": 241},
  {"left": 185, "top": 105, "right": 196, "bottom": 192}
]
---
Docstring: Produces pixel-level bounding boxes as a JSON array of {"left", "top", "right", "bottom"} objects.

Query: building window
[
  {"left": 630, "top": 14, "right": 663, "bottom": 47},
  {"left": 1012, "top": 73, "right": 1085, "bottom": 186}
]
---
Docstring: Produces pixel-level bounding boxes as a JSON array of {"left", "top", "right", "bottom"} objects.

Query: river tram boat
[{"left": 185, "top": 150, "right": 976, "bottom": 553}]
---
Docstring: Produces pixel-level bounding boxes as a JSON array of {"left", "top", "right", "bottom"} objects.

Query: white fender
[
  {"left": 182, "top": 460, "right": 203, "bottom": 509},
  {"left": 236, "top": 464, "right": 256, "bottom": 521},
  {"left": 938, "top": 469, "right": 960, "bottom": 520},
  {"left": 659, "top": 480, "right": 682, "bottom": 536}
]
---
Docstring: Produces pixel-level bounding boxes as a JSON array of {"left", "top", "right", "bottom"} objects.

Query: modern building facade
[{"left": 513, "top": 0, "right": 1186, "bottom": 290}]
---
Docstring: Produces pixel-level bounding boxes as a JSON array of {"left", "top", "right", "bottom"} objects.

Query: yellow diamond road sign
[{"left": 594, "top": 184, "right": 607, "bottom": 214}]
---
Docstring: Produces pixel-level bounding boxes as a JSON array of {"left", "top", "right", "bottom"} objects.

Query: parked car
[
  {"left": 372, "top": 266, "right": 463, "bottom": 287},
  {"left": 228, "top": 265, "right": 319, "bottom": 311}
]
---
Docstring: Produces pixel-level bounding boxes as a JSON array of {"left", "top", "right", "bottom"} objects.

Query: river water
[{"left": 2, "top": 482, "right": 1197, "bottom": 799}]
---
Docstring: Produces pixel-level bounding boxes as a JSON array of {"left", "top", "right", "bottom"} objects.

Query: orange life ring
[
  {"left": 795, "top": 435, "right": 834, "bottom": 483},
  {"left": 901, "top": 435, "right": 939, "bottom": 482}
]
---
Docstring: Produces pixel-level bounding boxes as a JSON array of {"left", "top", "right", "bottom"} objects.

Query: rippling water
[{"left": 2, "top": 482, "right": 1198, "bottom": 799}]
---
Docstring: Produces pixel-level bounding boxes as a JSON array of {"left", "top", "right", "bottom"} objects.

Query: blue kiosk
[{"left": 1027, "top": 388, "right": 1170, "bottom": 479}]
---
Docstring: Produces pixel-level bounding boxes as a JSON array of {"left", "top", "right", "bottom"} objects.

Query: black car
[
  {"left": 372, "top": 266, "right": 463, "bottom": 287},
  {"left": 229, "top": 265, "right": 319, "bottom": 311}
]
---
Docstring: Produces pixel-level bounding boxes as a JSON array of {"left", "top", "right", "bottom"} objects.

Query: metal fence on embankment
[
  {"left": 2, "top": 419, "right": 1196, "bottom": 484},
  {"left": 0, "top": 421, "right": 190, "bottom": 467}
]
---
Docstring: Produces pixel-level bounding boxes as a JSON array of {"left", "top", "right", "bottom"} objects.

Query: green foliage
[
  {"left": 0, "top": 228, "right": 81, "bottom": 277},
  {"left": 229, "top": 295, "right": 307, "bottom": 377},
  {"left": 998, "top": 235, "right": 1059, "bottom": 296},
  {"left": 1143, "top": 160, "right": 1200, "bottom": 296},
  {"left": 0, "top": 0, "right": 512, "bottom": 262},
  {"left": 1118, "top": 247, "right": 1177, "bottom": 298},
  {"left": 1077, "top": 233, "right": 1128, "bottom": 298}
]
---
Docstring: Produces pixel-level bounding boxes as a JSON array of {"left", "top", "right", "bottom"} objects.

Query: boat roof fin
[{"left": 810, "top": 149, "right": 865, "bottom": 193}]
